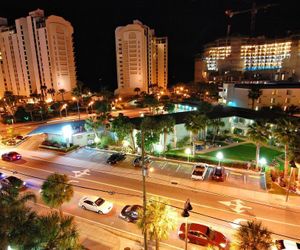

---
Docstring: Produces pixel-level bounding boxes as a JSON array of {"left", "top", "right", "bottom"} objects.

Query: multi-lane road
[{"left": 1, "top": 147, "right": 300, "bottom": 249}]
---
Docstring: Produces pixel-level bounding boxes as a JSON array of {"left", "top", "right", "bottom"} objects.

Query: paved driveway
[{"left": 67, "top": 148, "right": 264, "bottom": 191}]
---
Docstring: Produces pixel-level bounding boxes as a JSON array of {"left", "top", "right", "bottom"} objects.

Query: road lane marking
[
  {"left": 32, "top": 202, "right": 183, "bottom": 250},
  {"left": 72, "top": 169, "right": 91, "bottom": 178},
  {"left": 5, "top": 160, "right": 300, "bottom": 230},
  {"left": 219, "top": 199, "right": 252, "bottom": 214}
]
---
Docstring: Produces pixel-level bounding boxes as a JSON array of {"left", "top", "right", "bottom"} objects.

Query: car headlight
[
  {"left": 23, "top": 181, "right": 26, "bottom": 185},
  {"left": 219, "top": 242, "right": 226, "bottom": 248}
]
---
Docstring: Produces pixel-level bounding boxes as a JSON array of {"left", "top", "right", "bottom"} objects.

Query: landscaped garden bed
[{"left": 39, "top": 140, "right": 79, "bottom": 152}]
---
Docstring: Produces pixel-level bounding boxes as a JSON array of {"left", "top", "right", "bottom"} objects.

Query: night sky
[{"left": 1, "top": 0, "right": 300, "bottom": 92}]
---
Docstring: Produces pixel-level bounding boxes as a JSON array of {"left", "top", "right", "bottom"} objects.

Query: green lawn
[
  {"left": 166, "top": 143, "right": 283, "bottom": 166},
  {"left": 203, "top": 143, "right": 283, "bottom": 162}
]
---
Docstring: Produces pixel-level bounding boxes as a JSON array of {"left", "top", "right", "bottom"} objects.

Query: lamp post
[
  {"left": 216, "top": 152, "right": 224, "bottom": 167},
  {"left": 185, "top": 148, "right": 191, "bottom": 162},
  {"left": 88, "top": 101, "right": 94, "bottom": 114},
  {"left": 72, "top": 97, "right": 80, "bottom": 120},
  {"left": 141, "top": 129, "right": 148, "bottom": 250},
  {"left": 181, "top": 198, "right": 193, "bottom": 250},
  {"left": 286, "top": 160, "right": 297, "bottom": 202}
]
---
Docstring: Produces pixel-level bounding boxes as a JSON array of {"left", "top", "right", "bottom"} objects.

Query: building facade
[
  {"left": 115, "top": 20, "right": 168, "bottom": 96},
  {"left": 195, "top": 35, "right": 300, "bottom": 84},
  {"left": 0, "top": 9, "right": 76, "bottom": 99},
  {"left": 220, "top": 83, "right": 300, "bottom": 110}
]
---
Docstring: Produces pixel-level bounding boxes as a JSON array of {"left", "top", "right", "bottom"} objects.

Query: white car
[
  {"left": 274, "top": 240, "right": 300, "bottom": 250},
  {"left": 191, "top": 163, "right": 209, "bottom": 180},
  {"left": 78, "top": 196, "right": 113, "bottom": 214}
]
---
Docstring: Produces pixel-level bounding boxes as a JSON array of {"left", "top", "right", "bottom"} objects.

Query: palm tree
[
  {"left": 273, "top": 118, "right": 299, "bottom": 178},
  {"left": 143, "top": 94, "right": 159, "bottom": 113},
  {"left": 84, "top": 116, "right": 103, "bottom": 143},
  {"left": 47, "top": 88, "right": 56, "bottom": 101},
  {"left": 185, "top": 112, "right": 208, "bottom": 142},
  {"left": 38, "top": 212, "right": 82, "bottom": 250},
  {"left": 247, "top": 121, "right": 270, "bottom": 170},
  {"left": 0, "top": 187, "right": 38, "bottom": 249},
  {"left": 160, "top": 116, "right": 175, "bottom": 152},
  {"left": 58, "top": 89, "right": 66, "bottom": 101},
  {"left": 134, "top": 87, "right": 141, "bottom": 96},
  {"left": 24, "top": 103, "right": 35, "bottom": 121},
  {"left": 235, "top": 220, "right": 273, "bottom": 250},
  {"left": 40, "top": 85, "right": 48, "bottom": 101},
  {"left": 248, "top": 87, "right": 262, "bottom": 110},
  {"left": 110, "top": 113, "right": 136, "bottom": 151},
  {"left": 137, "top": 197, "right": 177, "bottom": 250},
  {"left": 209, "top": 118, "right": 225, "bottom": 144},
  {"left": 41, "top": 173, "right": 74, "bottom": 217}
]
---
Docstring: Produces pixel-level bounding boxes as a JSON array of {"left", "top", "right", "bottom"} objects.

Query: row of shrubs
[{"left": 40, "top": 140, "right": 79, "bottom": 152}]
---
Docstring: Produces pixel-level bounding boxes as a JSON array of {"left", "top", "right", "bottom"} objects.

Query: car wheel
[
  {"left": 98, "top": 210, "right": 103, "bottom": 214},
  {"left": 81, "top": 205, "right": 86, "bottom": 210}
]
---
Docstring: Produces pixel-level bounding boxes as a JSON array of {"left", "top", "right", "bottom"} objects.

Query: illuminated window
[{"left": 270, "top": 98, "right": 275, "bottom": 104}]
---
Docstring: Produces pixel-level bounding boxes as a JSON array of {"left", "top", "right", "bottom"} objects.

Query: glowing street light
[
  {"left": 88, "top": 101, "right": 94, "bottom": 113},
  {"left": 216, "top": 152, "right": 223, "bottom": 167},
  {"left": 185, "top": 148, "right": 192, "bottom": 162},
  {"left": 62, "top": 125, "right": 72, "bottom": 148},
  {"left": 259, "top": 157, "right": 267, "bottom": 170},
  {"left": 156, "top": 144, "right": 163, "bottom": 157}
]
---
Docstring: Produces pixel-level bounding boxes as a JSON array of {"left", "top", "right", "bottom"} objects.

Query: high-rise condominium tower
[
  {"left": 115, "top": 20, "right": 168, "bottom": 96},
  {"left": 0, "top": 9, "right": 76, "bottom": 99}
]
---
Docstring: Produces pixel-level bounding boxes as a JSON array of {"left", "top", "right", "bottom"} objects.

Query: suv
[
  {"left": 211, "top": 166, "right": 226, "bottom": 182},
  {"left": 106, "top": 153, "right": 126, "bottom": 165},
  {"left": 133, "top": 155, "right": 151, "bottom": 167}
]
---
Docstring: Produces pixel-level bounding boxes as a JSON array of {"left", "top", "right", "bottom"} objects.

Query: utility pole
[{"left": 141, "top": 129, "right": 148, "bottom": 250}]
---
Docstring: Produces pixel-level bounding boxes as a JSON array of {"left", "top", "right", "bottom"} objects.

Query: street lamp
[
  {"left": 72, "top": 97, "right": 80, "bottom": 120},
  {"left": 216, "top": 151, "right": 223, "bottom": 167},
  {"left": 185, "top": 148, "right": 191, "bottom": 162},
  {"left": 259, "top": 157, "right": 267, "bottom": 172},
  {"left": 286, "top": 160, "right": 298, "bottom": 202},
  {"left": 181, "top": 198, "right": 193, "bottom": 250},
  {"left": 88, "top": 101, "right": 94, "bottom": 113},
  {"left": 60, "top": 104, "right": 68, "bottom": 118}
]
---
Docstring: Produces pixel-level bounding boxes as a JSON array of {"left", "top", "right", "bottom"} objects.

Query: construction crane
[{"left": 225, "top": 1, "right": 278, "bottom": 37}]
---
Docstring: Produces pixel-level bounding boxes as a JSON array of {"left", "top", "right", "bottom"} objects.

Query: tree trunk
[
  {"left": 155, "top": 229, "right": 159, "bottom": 250},
  {"left": 256, "top": 144, "right": 260, "bottom": 170},
  {"left": 173, "top": 126, "right": 177, "bottom": 148},
  {"left": 251, "top": 99, "right": 255, "bottom": 110},
  {"left": 284, "top": 144, "right": 289, "bottom": 178},
  {"left": 30, "top": 111, "right": 33, "bottom": 121},
  {"left": 130, "top": 131, "right": 136, "bottom": 152},
  {"left": 163, "top": 131, "right": 167, "bottom": 152},
  {"left": 59, "top": 206, "right": 63, "bottom": 218}
]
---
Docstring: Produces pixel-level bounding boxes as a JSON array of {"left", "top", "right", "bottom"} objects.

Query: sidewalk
[{"left": 18, "top": 148, "right": 300, "bottom": 210}]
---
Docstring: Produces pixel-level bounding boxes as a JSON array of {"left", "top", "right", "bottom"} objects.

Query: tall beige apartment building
[
  {"left": 115, "top": 20, "right": 168, "bottom": 96},
  {"left": 0, "top": 9, "right": 76, "bottom": 99}
]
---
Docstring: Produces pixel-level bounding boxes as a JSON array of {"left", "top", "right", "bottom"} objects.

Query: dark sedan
[
  {"left": 2, "top": 151, "right": 22, "bottom": 161},
  {"left": 119, "top": 205, "right": 142, "bottom": 223},
  {"left": 0, "top": 176, "right": 27, "bottom": 191},
  {"left": 106, "top": 153, "right": 126, "bottom": 165}
]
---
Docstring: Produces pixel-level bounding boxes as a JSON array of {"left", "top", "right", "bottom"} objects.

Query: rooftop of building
[
  {"left": 234, "top": 82, "right": 300, "bottom": 89},
  {"left": 129, "top": 105, "right": 294, "bottom": 128}
]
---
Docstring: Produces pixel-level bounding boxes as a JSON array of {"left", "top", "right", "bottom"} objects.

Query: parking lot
[{"left": 67, "top": 148, "right": 265, "bottom": 191}]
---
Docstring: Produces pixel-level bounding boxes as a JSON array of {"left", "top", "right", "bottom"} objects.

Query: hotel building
[
  {"left": 195, "top": 35, "right": 300, "bottom": 83},
  {"left": 115, "top": 20, "right": 168, "bottom": 96},
  {"left": 0, "top": 9, "right": 76, "bottom": 99}
]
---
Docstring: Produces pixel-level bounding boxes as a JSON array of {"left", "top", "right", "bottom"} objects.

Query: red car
[
  {"left": 2, "top": 151, "right": 22, "bottom": 161},
  {"left": 178, "top": 223, "right": 228, "bottom": 249},
  {"left": 211, "top": 166, "right": 226, "bottom": 182}
]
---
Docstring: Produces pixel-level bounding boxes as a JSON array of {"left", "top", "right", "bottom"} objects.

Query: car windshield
[
  {"left": 214, "top": 168, "right": 222, "bottom": 176},
  {"left": 95, "top": 198, "right": 105, "bottom": 206}
]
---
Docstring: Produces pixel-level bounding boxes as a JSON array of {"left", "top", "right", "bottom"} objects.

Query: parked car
[
  {"left": 119, "top": 204, "right": 142, "bottom": 223},
  {"left": 178, "top": 223, "right": 228, "bottom": 249},
  {"left": 274, "top": 240, "right": 300, "bottom": 250},
  {"left": 106, "top": 153, "right": 126, "bottom": 165},
  {"left": 1, "top": 151, "right": 22, "bottom": 161},
  {"left": 0, "top": 176, "right": 27, "bottom": 191},
  {"left": 0, "top": 172, "right": 6, "bottom": 179},
  {"left": 211, "top": 166, "right": 226, "bottom": 182},
  {"left": 78, "top": 196, "right": 113, "bottom": 214},
  {"left": 133, "top": 155, "right": 151, "bottom": 167},
  {"left": 191, "top": 163, "right": 209, "bottom": 180}
]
